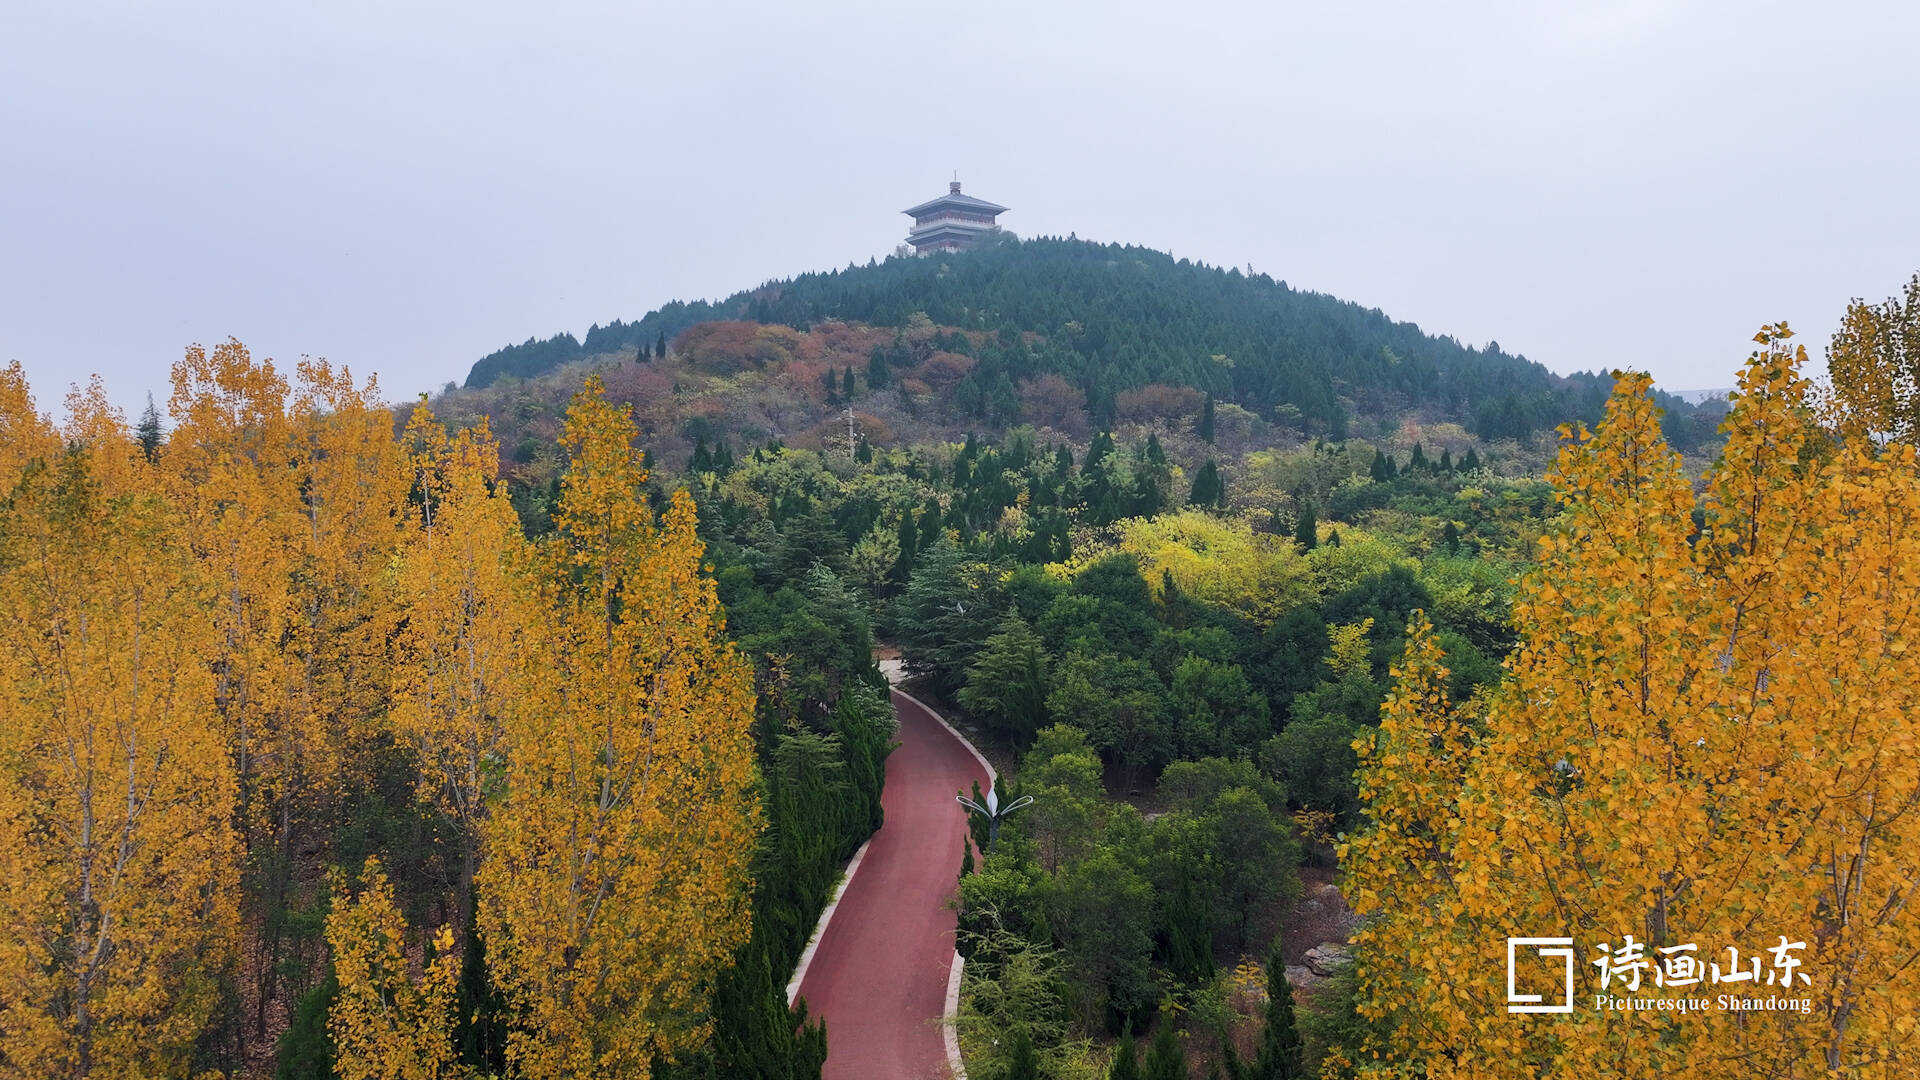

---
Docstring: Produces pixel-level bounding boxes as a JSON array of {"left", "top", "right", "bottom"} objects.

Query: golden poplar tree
[
  {"left": 162, "top": 339, "right": 306, "bottom": 850},
  {"left": 325, "top": 858, "right": 464, "bottom": 1080},
  {"left": 477, "top": 376, "right": 762, "bottom": 1078},
  {"left": 1344, "top": 329, "right": 1920, "bottom": 1077},
  {"left": 288, "top": 360, "right": 409, "bottom": 790},
  {"left": 0, "top": 387, "right": 238, "bottom": 1079},
  {"left": 390, "top": 402, "right": 529, "bottom": 899}
]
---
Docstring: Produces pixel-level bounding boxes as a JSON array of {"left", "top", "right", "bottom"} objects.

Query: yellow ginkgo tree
[{"left": 1344, "top": 326, "right": 1920, "bottom": 1078}]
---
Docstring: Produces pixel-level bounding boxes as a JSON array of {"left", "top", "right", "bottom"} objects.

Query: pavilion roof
[{"left": 902, "top": 186, "right": 1010, "bottom": 217}]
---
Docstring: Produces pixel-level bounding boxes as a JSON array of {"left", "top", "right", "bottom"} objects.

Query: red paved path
[{"left": 795, "top": 689, "right": 991, "bottom": 1080}]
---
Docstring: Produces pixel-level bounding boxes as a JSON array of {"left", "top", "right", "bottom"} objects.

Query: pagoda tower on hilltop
[{"left": 902, "top": 179, "right": 1009, "bottom": 255}]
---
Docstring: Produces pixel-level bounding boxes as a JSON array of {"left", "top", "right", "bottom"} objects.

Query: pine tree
[
  {"left": 1144, "top": 1018, "right": 1187, "bottom": 1080},
  {"left": 656, "top": 329, "right": 668, "bottom": 358},
  {"left": 1198, "top": 393, "right": 1216, "bottom": 443},
  {"left": 1442, "top": 521, "right": 1460, "bottom": 554},
  {"left": 867, "top": 346, "right": 891, "bottom": 388},
  {"left": 1293, "top": 502, "right": 1317, "bottom": 550},
  {"left": 843, "top": 365, "right": 856, "bottom": 396},
  {"left": 136, "top": 391, "right": 164, "bottom": 461},
  {"left": 1460, "top": 445, "right": 1480, "bottom": 471},
  {"left": 1369, "top": 449, "right": 1393, "bottom": 482}
]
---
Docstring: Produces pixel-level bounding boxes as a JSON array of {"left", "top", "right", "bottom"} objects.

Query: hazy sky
[{"left": 4, "top": 0, "right": 1916, "bottom": 416}]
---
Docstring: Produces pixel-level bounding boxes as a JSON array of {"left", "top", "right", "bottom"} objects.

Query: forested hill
[{"left": 463, "top": 234, "right": 1709, "bottom": 445}]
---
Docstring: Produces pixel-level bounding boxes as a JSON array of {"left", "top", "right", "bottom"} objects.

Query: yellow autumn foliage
[
  {"left": 476, "top": 377, "right": 762, "bottom": 1078},
  {"left": 1344, "top": 330, "right": 1920, "bottom": 1078},
  {"left": 0, "top": 390, "right": 238, "bottom": 1079},
  {"left": 1113, "top": 508, "right": 1316, "bottom": 621}
]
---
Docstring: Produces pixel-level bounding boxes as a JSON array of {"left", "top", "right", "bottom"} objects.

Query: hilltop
[{"left": 454, "top": 234, "right": 1721, "bottom": 454}]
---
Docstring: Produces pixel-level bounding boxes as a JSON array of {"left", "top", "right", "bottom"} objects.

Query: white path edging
[
  {"left": 891, "top": 685, "right": 998, "bottom": 785},
  {"left": 943, "top": 949, "right": 968, "bottom": 1080},
  {"left": 788, "top": 664, "right": 991, "bottom": 1078},
  {"left": 887, "top": 684, "right": 995, "bottom": 1080},
  {"left": 784, "top": 836, "right": 873, "bottom": 1008}
]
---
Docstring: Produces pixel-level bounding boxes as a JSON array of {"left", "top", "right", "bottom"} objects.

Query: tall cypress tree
[
  {"left": 1293, "top": 502, "right": 1318, "bottom": 550},
  {"left": 1198, "top": 393, "right": 1216, "bottom": 443},
  {"left": 1189, "top": 459, "right": 1225, "bottom": 509},
  {"left": 1250, "top": 944, "right": 1305, "bottom": 1080}
]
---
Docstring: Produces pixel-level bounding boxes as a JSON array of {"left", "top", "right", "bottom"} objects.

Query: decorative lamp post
[{"left": 956, "top": 785, "right": 1033, "bottom": 852}]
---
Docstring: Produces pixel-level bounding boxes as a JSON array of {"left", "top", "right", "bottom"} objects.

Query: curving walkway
[{"left": 790, "top": 682, "right": 993, "bottom": 1080}]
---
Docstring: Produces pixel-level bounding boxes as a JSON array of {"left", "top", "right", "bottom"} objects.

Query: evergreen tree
[
  {"left": 1461, "top": 445, "right": 1481, "bottom": 471},
  {"left": 274, "top": 971, "right": 338, "bottom": 1079},
  {"left": 455, "top": 890, "right": 508, "bottom": 1075},
  {"left": 1144, "top": 1018, "right": 1187, "bottom": 1080},
  {"left": 918, "top": 498, "right": 944, "bottom": 552},
  {"left": 1408, "top": 442, "right": 1428, "bottom": 471},
  {"left": 656, "top": 329, "right": 668, "bottom": 358},
  {"left": 1293, "top": 502, "right": 1318, "bottom": 551},
  {"left": 855, "top": 438, "right": 873, "bottom": 465},
  {"left": 890, "top": 511, "right": 919, "bottom": 583},
  {"left": 1368, "top": 449, "right": 1392, "bottom": 482},
  {"left": 1198, "top": 393, "right": 1216, "bottom": 443},
  {"left": 959, "top": 835, "right": 975, "bottom": 882},
  {"left": 1442, "top": 521, "right": 1461, "bottom": 554},
  {"left": 1109, "top": 1032, "right": 1141, "bottom": 1080},
  {"left": 136, "top": 392, "right": 163, "bottom": 462},
  {"left": 1005, "top": 1026, "right": 1041, "bottom": 1080},
  {"left": 1326, "top": 529, "right": 1341, "bottom": 547},
  {"left": 1249, "top": 945, "right": 1304, "bottom": 1080},
  {"left": 1189, "top": 459, "right": 1225, "bottom": 509},
  {"left": 867, "top": 347, "right": 891, "bottom": 389},
  {"left": 843, "top": 365, "right": 856, "bottom": 396},
  {"left": 1439, "top": 447, "right": 1453, "bottom": 471}
]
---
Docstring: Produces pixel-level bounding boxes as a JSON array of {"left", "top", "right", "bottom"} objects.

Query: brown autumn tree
[
  {"left": 1344, "top": 328, "right": 1920, "bottom": 1078},
  {"left": 476, "top": 376, "right": 762, "bottom": 1078}
]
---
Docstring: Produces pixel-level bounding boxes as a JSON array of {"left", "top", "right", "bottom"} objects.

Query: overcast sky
[{"left": 4, "top": 0, "right": 1916, "bottom": 416}]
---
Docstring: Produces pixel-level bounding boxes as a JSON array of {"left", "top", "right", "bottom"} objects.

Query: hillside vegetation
[{"left": 460, "top": 234, "right": 1721, "bottom": 449}]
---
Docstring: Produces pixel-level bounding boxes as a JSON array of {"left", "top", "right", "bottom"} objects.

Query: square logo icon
[{"left": 1507, "top": 937, "right": 1575, "bottom": 1013}]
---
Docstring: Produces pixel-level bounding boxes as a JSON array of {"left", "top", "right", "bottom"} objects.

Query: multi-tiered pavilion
[{"left": 902, "top": 179, "right": 1009, "bottom": 254}]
